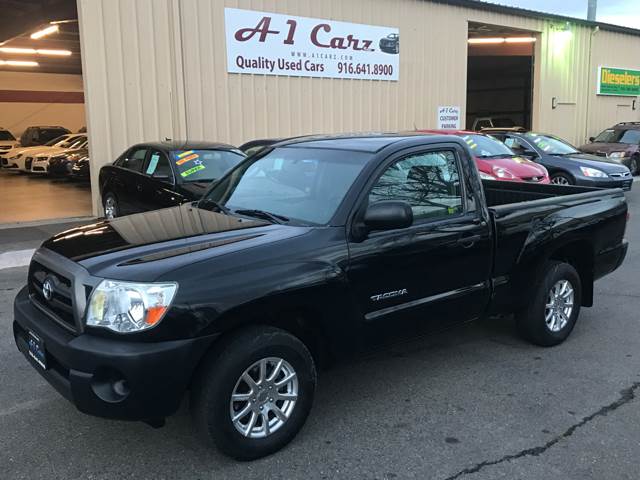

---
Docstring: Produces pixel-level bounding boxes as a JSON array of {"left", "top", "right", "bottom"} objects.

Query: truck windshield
[
  {"left": 0, "top": 131, "right": 15, "bottom": 141},
  {"left": 594, "top": 128, "right": 640, "bottom": 144},
  {"left": 525, "top": 133, "right": 580, "bottom": 155},
  {"left": 202, "top": 147, "right": 371, "bottom": 225},
  {"left": 171, "top": 149, "right": 245, "bottom": 182},
  {"left": 461, "top": 134, "right": 515, "bottom": 158}
]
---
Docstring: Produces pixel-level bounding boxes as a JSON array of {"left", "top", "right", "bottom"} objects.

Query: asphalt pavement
[{"left": 1, "top": 187, "right": 639, "bottom": 479}]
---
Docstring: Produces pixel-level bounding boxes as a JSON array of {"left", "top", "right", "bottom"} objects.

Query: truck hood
[{"left": 40, "top": 203, "right": 298, "bottom": 278}]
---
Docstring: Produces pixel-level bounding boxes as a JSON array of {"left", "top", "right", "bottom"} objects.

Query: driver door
[{"left": 346, "top": 146, "right": 492, "bottom": 348}]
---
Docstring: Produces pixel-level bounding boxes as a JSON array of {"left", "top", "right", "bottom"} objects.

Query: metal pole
[{"left": 587, "top": 0, "right": 597, "bottom": 21}]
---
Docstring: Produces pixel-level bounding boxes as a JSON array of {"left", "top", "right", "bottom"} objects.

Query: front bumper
[
  {"left": 1, "top": 157, "right": 18, "bottom": 168},
  {"left": 575, "top": 177, "right": 633, "bottom": 191},
  {"left": 13, "top": 286, "right": 217, "bottom": 421}
]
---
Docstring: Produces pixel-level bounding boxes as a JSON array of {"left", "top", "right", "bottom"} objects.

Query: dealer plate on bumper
[{"left": 28, "top": 331, "right": 47, "bottom": 369}]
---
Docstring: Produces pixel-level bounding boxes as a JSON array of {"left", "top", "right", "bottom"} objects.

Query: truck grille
[
  {"left": 25, "top": 157, "right": 33, "bottom": 170},
  {"left": 28, "top": 261, "right": 77, "bottom": 332}
]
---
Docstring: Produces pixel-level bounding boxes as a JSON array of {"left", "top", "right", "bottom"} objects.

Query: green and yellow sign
[{"left": 598, "top": 66, "right": 640, "bottom": 96}]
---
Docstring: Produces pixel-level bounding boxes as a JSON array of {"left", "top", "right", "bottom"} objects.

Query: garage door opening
[
  {"left": 466, "top": 22, "right": 536, "bottom": 131},
  {"left": 0, "top": 0, "right": 91, "bottom": 225}
]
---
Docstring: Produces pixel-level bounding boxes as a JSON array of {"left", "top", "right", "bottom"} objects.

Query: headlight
[
  {"left": 579, "top": 166, "right": 608, "bottom": 178},
  {"left": 479, "top": 171, "right": 497, "bottom": 180},
  {"left": 608, "top": 151, "right": 628, "bottom": 159},
  {"left": 492, "top": 166, "right": 516, "bottom": 179},
  {"left": 86, "top": 280, "right": 178, "bottom": 333}
]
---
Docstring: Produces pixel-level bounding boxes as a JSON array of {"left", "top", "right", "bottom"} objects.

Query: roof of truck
[{"left": 276, "top": 132, "right": 459, "bottom": 153}]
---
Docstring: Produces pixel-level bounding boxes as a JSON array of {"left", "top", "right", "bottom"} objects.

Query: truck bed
[{"left": 482, "top": 180, "right": 623, "bottom": 208}]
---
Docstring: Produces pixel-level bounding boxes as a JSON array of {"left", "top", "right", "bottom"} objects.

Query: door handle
[
  {"left": 136, "top": 184, "right": 143, "bottom": 192},
  {"left": 456, "top": 234, "right": 483, "bottom": 248}
]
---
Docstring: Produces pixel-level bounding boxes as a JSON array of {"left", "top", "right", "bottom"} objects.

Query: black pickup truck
[{"left": 14, "top": 133, "right": 628, "bottom": 460}]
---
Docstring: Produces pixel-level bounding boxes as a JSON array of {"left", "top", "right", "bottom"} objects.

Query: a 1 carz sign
[{"left": 224, "top": 8, "right": 399, "bottom": 81}]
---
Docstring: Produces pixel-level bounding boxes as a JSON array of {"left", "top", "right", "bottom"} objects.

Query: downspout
[{"left": 584, "top": 26, "right": 599, "bottom": 144}]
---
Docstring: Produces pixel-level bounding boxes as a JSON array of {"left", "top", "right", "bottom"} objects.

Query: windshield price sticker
[
  {"left": 225, "top": 8, "right": 399, "bottom": 81},
  {"left": 181, "top": 165, "right": 206, "bottom": 178}
]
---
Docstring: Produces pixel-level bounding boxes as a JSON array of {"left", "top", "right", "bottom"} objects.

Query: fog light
[{"left": 91, "top": 367, "right": 131, "bottom": 403}]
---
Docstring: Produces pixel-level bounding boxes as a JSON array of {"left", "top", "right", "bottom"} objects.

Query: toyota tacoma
[{"left": 14, "top": 133, "right": 629, "bottom": 460}]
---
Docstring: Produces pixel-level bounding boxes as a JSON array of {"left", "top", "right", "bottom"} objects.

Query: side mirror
[
  {"left": 363, "top": 200, "right": 413, "bottom": 232},
  {"left": 589, "top": 136, "right": 595, "bottom": 142}
]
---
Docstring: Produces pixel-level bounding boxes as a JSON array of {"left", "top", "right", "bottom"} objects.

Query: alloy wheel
[
  {"left": 551, "top": 175, "right": 570, "bottom": 185},
  {"left": 229, "top": 357, "right": 298, "bottom": 439},
  {"left": 544, "top": 280, "right": 574, "bottom": 332}
]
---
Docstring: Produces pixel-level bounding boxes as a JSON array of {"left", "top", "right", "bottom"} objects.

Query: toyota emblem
[{"left": 42, "top": 278, "right": 54, "bottom": 301}]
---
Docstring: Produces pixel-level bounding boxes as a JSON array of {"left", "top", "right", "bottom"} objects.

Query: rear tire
[
  {"left": 550, "top": 172, "right": 574, "bottom": 185},
  {"left": 191, "top": 326, "right": 317, "bottom": 460},
  {"left": 103, "top": 192, "right": 119, "bottom": 219},
  {"left": 517, "top": 261, "right": 582, "bottom": 347}
]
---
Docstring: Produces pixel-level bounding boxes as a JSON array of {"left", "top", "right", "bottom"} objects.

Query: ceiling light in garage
[
  {"left": 468, "top": 37, "right": 505, "bottom": 44},
  {"left": 468, "top": 37, "right": 536, "bottom": 44},
  {"left": 505, "top": 37, "right": 537, "bottom": 43},
  {"left": 0, "top": 59, "right": 39, "bottom": 67},
  {"left": 30, "top": 24, "right": 59, "bottom": 39},
  {"left": 0, "top": 47, "right": 72, "bottom": 56},
  {"left": 35, "top": 49, "right": 72, "bottom": 56}
]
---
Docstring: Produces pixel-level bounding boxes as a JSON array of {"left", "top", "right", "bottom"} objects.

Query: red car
[{"left": 418, "top": 130, "right": 550, "bottom": 183}]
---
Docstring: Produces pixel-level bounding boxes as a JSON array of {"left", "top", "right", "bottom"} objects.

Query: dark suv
[
  {"left": 579, "top": 122, "right": 640, "bottom": 175},
  {"left": 20, "top": 125, "right": 71, "bottom": 147}
]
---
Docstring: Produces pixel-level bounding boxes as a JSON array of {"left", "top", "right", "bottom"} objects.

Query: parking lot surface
[{"left": 1, "top": 186, "right": 639, "bottom": 480}]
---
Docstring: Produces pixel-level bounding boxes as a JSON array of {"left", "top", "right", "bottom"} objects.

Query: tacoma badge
[{"left": 370, "top": 288, "right": 408, "bottom": 302}]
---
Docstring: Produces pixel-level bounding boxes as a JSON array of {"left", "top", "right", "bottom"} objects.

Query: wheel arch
[{"left": 547, "top": 240, "right": 594, "bottom": 307}]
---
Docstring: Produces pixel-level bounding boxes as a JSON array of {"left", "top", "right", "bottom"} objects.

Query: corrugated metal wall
[{"left": 78, "top": 0, "right": 640, "bottom": 215}]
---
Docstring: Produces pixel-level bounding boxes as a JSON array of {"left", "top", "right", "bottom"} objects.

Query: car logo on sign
[{"left": 42, "top": 278, "right": 54, "bottom": 301}]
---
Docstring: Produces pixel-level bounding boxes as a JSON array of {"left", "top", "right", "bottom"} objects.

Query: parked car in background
[
  {"left": 30, "top": 135, "right": 88, "bottom": 174},
  {"left": 49, "top": 147, "right": 89, "bottom": 177},
  {"left": 14, "top": 133, "right": 628, "bottom": 460},
  {"left": 578, "top": 122, "right": 640, "bottom": 175},
  {"left": 70, "top": 153, "right": 90, "bottom": 181},
  {"left": 486, "top": 129, "right": 633, "bottom": 190},
  {"left": 0, "top": 128, "right": 19, "bottom": 157},
  {"left": 418, "top": 129, "right": 549, "bottom": 183},
  {"left": 19, "top": 125, "right": 70, "bottom": 147},
  {"left": 471, "top": 116, "right": 518, "bottom": 131},
  {"left": 1, "top": 133, "right": 86, "bottom": 171},
  {"left": 99, "top": 141, "right": 245, "bottom": 218}
]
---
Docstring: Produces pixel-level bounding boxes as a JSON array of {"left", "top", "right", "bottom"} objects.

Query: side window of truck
[{"left": 369, "top": 150, "right": 463, "bottom": 221}]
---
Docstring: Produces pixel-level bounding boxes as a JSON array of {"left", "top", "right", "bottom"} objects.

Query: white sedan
[
  {"left": 29, "top": 136, "right": 89, "bottom": 174},
  {"left": 1, "top": 134, "right": 86, "bottom": 171}
]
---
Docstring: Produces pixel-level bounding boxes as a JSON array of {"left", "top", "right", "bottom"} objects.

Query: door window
[
  {"left": 145, "top": 150, "right": 173, "bottom": 180},
  {"left": 369, "top": 150, "right": 463, "bottom": 221},
  {"left": 121, "top": 148, "right": 147, "bottom": 172}
]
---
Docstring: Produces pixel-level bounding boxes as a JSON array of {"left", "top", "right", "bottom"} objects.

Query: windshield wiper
[
  {"left": 233, "top": 209, "right": 289, "bottom": 224},
  {"left": 198, "top": 198, "right": 230, "bottom": 215}
]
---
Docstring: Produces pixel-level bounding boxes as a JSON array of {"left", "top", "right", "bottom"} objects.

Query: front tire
[
  {"left": 517, "top": 261, "right": 582, "bottom": 346},
  {"left": 550, "top": 172, "right": 574, "bottom": 185},
  {"left": 191, "top": 326, "right": 317, "bottom": 460}
]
